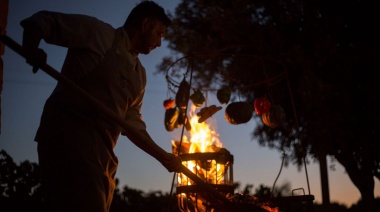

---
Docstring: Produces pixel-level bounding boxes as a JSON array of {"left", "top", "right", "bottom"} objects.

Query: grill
[
  {"left": 173, "top": 141, "right": 234, "bottom": 212},
  {"left": 172, "top": 141, "right": 315, "bottom": 212}
]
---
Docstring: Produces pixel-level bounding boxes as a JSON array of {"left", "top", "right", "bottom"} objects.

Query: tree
[
  {"left": 0, "top": 150, "right": 42, "bottom": 211},
  {"left": 0, "top": 150, "right": 179, "bottom": 211},
  {"left": 158, "top": 0, "right": 379, "bottom": 211},
  {"left": 110, "top": 183, "right": 180, "bottom": 212}
]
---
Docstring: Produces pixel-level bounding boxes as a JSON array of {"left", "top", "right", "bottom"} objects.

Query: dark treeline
[
  {"left": 0, "top": 150, "right": 180, "bottom": 212},
  {"left": 1, "top": 150, "right": 379, "bottom": 211}
]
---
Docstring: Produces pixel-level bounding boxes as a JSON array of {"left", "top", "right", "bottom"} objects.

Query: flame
[
  {"left": 188, "top": 105, "right": 222, "bottom": 153},
  {"left": 261, "top": 205, "right": 279, "bottom": 212},
  {"left": 173, "top": 105, "right": 279, "bottom": 211},
  {"left": 173, "top": 105, "right": 227, "bottom": 186}
]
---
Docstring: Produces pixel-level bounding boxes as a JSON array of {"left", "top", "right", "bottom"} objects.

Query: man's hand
[
  {"left": 161, "top": 153, "right": 182, "bottom": 173},
  {"left": 21, "top": 23, "right": 46, "bottom": 73},
  {"left": 24, "top": 47, "right": 47, "bottom": 73}
]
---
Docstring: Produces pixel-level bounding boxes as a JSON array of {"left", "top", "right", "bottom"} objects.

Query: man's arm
[
  {"left": 20, "top": 10, "right": 114, "bottom": 50},
  {"left": 20, "top": 10, "right": 114, "bottom": 76},
  {"left": 122, "top": 106, "right": 181, "bottom": 172}
]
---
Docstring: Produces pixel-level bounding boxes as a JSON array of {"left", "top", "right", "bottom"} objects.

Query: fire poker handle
[
  {"left": 1, "top": 34, "right": 27, "bottom": 58},
  {"left": 177, "top": 165, "right": 233, "bottom": 206}
]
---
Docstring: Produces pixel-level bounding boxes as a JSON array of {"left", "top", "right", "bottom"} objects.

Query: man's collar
[{"left": 120, "top": 27, "right": 139, "bottom": 57}]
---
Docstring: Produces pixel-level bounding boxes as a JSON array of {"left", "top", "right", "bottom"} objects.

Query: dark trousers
[{"left": 37, "top": 129, "right": 118, "bottom": 212}]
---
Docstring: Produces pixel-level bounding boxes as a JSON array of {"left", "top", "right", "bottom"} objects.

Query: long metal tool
[{"left": 0, "top": 34, "right": 233, "bottom": 208}]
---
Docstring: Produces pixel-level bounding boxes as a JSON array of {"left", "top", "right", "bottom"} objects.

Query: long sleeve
[
  {"left": 121, "top": 60, "right": 169, "bottom": 163},
  {"left": 21, "top": 11, "right": 116, "bottom": 80},
  {"left": 20, "top": 10, "right": 114, "bottom": 53},
  {"left": 122, "top": 104, "right": 169, "bottom": 162}
]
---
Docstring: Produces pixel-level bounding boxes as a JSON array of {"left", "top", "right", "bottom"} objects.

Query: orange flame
[
  {"left": 261, "top": 205, "right": 279, "bottom": 212},
  {"left": 173, "top": 105, "right": 226, "bottom": 186},
  {"left": 173, "top": 105, "right": 279, "bottom": 211},
  {"left": 188, "top": 105, "right": 222, "bottom": 153}
]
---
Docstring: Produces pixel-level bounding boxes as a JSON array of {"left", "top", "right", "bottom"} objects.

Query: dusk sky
[{"left": 1, "top": 0, "right": 379, "bottom": 207}]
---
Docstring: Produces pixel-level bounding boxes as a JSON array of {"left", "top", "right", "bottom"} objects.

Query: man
[{"left": 20, "top": 1, "right": 181, "bottom": 211}]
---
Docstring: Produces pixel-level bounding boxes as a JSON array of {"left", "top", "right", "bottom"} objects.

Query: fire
[
  {"left": 261, "top": 205, "right": 279, "bottom": 212},
  {"left": 187, "top": 105, "right": 222, "bottom": 153},
  {"left": 172, "top": 105, "right": 227, "bottom": 186},
  {"left": 173, "top": 105, "right": 279, "bottom": 212}
]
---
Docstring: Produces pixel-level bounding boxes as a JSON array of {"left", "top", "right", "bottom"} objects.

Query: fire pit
[
  {"left": 173, "top": 141, "right": 235, "bottom": 212},
  {"left": 169, "top": 106, "right": 299, "bottom": 212}
]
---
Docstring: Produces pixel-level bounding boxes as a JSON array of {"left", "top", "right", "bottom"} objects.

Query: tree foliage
[
  {"left": 158, "top": 0, "right": 379, "bottom": 210},
  {"left": 2, "top": 150, "right": 379, "bottom": 211},
  {"left": 110, "top": 181, "right": 180, "bottom": 212},
  {"left": 0, "top": 150, "right": 179, "bottom": 212},
  {"left": 0, "top": 150, "right": 42, "bottom": 211}
]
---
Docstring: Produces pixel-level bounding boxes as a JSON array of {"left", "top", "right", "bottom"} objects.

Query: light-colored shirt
[{"left": 22, "top": 11, "right": 157, "bottom": 153}]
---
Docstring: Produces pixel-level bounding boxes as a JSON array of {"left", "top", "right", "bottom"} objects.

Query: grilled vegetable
[
  {"left": 197, "top": 105, "right": 222, "bottom": 123},
  {"left": 262, "top": 105, "right": 285, "bottom": 128},
  {"left": 190, "top": 90, "right": 205, "bottom": 107},
  {"left": 175, "top": 78, "right": 191, "bottom": 109},
  {"left": 225, "top": 102, "right": 253, "bottom": 125},
  {"left": 254, "top": 97, "right": 271, "bottom": 115},
  {"left": 164, "top": 108, "right": 179, "bottom": 131},
  {"left": 217, "top": 87, "right": 231, "bottom": 105},
  {"left": 177, "top": 109, "right": 192, "bottom": 131},
  {"left": 163, "top": 98, "right": 175, "bottom": 109}
]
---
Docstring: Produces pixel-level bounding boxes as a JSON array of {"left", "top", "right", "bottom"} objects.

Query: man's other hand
[{"left": 161, "top": 153, "right": 182, "bottom": 173}]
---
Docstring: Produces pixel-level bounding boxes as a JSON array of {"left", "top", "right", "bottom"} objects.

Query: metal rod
[
  {"left": 285, "top": 71, "right": 311, "bottom": 195},
  {"left": 168, "top": 57, "right": 194, "bottom": 209}
]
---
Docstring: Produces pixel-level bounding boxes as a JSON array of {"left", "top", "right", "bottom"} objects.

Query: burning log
[
  {"left": 173, "top": 140, "right": 235, "bottom": 211},
  {"left": 173, "top": 141, "right": 270, "bottom": 212},
  {"left": 171, "top": 108, "right": 278, "bottom": 212}
]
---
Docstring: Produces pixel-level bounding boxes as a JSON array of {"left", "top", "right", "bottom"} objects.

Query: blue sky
[{"left": 1, "top": 0, "right": 379, "bottom": 207}]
